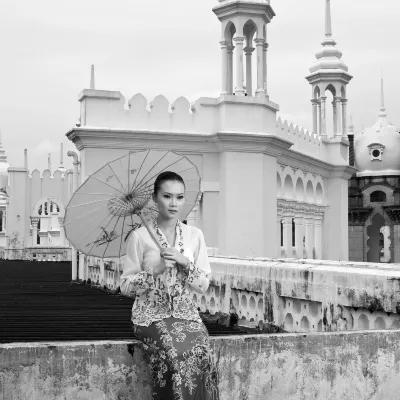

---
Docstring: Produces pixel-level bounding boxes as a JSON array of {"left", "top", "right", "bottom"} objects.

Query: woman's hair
[{"left": 153, "top": 171, "right": 185, "bottom": 196}]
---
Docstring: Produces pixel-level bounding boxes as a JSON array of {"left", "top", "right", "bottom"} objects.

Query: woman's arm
[
  {"left": 120, "top": 231, "right": 155, "bottom": 297},
  {"left": 185, "top": 229, "right": 211, "bottom": 294}
]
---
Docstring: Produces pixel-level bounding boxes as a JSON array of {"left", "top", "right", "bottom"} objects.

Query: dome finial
[
  {"left": 379, "top": 71, "right": 386, "bottom": 118},
  {"left": 325, "top": 0, "right": 332, "bottom": 38},
  {"left": 90, "top": 64, "right": 95, "bottom": 90}
]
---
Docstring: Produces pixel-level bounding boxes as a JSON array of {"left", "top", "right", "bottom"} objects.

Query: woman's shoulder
[
  {"left": 127, "top": 226, "right": 150, "bottom": 243},
  {"left": 181, "top": 223, "right": 204, "bottom": 239}
]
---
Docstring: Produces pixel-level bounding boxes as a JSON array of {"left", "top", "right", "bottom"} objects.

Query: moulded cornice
[
  {"left": 329, "top": 165, "right": 358, "bottom": 180},
  {"left": 213, "top": 1, "right": 275, "bottom": 22},
  {"left": 215, "top": 94, "right": 279, "bottom": 112},
  {"left": 78, "top": 89, "right": 122, "bottom": 102},
  {"left": 214, "top": 131, "right": 292, "bottom": 156},
  {"left": 278, "top": 148, "right": 334, "bottom": 178},
  {"left": 66, "top": 128, "right": 292, "bottom": 157},
  {"left": 305, "top": 70, "right": 353, "bottom": 85}
]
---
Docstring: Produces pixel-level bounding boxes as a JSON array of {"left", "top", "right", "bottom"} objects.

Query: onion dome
[{"left": 354, "top": 77, "right": 400, "bottom": 176}]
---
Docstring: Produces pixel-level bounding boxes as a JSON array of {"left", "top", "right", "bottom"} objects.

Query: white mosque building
[{"left": 0, "top": 0, "right": 398, "bottom": 272}]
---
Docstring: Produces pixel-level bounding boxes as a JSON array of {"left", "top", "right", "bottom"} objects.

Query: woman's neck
[{"left": 156, "top": 216, "right": 177, "bottom": 232}]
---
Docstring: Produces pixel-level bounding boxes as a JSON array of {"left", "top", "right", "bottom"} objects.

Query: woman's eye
[
  {"left": 178, "top": 196, "right": 184, "bottom": 200},
  {"left": 163, "top": 195, "right": 170, "bottom": 199}
]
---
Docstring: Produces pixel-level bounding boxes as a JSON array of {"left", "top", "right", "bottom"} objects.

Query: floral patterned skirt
[{"left": 133, "top": 317, "right": 219, "bottom": 400}]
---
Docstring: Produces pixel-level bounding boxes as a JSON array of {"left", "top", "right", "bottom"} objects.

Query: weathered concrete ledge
[
  {"left": 2, "top": 330, "right": 400, "bottom": 399},
  {"left": 87, "top": 255, "right": 400, "bottom": 333}
]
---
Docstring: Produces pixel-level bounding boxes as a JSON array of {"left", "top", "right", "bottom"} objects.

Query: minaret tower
[
  {"left": 213, "top": 0, "right": 275, "bottom": 98},
  {"left": 306, "top": 0, "right": 352, "bottom": 138}
]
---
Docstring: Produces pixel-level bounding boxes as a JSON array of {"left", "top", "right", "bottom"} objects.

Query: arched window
[{"left": 370, "top": 191, "right": 386, "bottom": 203}]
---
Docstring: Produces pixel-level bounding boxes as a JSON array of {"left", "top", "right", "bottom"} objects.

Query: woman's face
[{"left": 153, "top": 180, "right": 185, "bottom": 220}]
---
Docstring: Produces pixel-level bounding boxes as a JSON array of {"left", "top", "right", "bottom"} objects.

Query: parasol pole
[{"left": 137, "top": 212, "right": 163, "bottom": 250}]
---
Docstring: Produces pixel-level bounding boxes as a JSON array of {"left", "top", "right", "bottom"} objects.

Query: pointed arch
[
  {"left": 313, "top": 85, "right": 321, "bottom": 99},
  {"left": 325, "top": 84, "right": 336, "bottom": 96},
  {"left": 224, "top": 21, "right": 236, "bottom": 42}
]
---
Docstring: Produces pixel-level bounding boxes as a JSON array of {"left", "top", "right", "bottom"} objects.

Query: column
[
  {"left": 317, "top": 100, "right": 322, "bottom": 135},
  {"left": 220, "top": 40, "right": 228, "bottom": 95},
  {"left": 314, "top": 215, "right": 323, "bottom": 259},
  {"left": 341, "top": 99, "right": 348, "bottom": 137},
  {"left": 305, "top": 216, "right": 315, "bottom": 259},
  {"left": 233, "top": 37, "right": 245, "bottom": 96},
  {"left": 255, "top": 38, "right": 265, "bottom": 97},
  {"left": 68, "top": 151, "right": 80, "bottom": 281},
  {"left": 294, "top": 215, "right": 304, "bottom": 259},
  {"left": 227, "top": 44, "right": 234, "bottom": 95},
  {"left": 334, "top": 96, "right": 342, "bottom": 136},
  {"left": 320, "top": 97, "right": 327, "bottom": 137},
  {"left": 244, "top": 46, "right": 255, "bottom": 96},
  {"left": 1, "top": 210, "right": 5, "bottom": 232},
  {"left": 31, "top": 217, "right": 39, "bottom": 246},
  {"left": 79, "top": 252, "right": 86, "bottom": 281},
  {"left": 277, "top": 212, "right": 282, "bottom": 257},
  {"left": 58, "top": 217, "right": 65, "bottom": 246},
  {"left": 311, "top": 100, "right": 318, "bottom": 134},
  {"left": 283, "top": 216, "right": 293, "bottom": 258},
  {"left": 332, "top": 99, "right": 337, "bottom": 134},
  {"left": 263, "top": 42, "right": 268, "bottom": 95}
]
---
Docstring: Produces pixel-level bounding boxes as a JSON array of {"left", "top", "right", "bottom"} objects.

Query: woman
[{"left": 120, "top": 171, "right": 219, "bottom": 400}]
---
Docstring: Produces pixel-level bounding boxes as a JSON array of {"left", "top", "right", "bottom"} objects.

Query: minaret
[
  {"left": 306, "top": 0, "right": 352, "bottom": 138},
  {"left": 0, "top": 129, "right": 10, "bottom": 189},
  {"left": 57, "top": 143, "right": 67, "bottom": 176},
  {"left": 348, "top": 116, "right": 355, "bottom": 166},
  {"left": 48, "top": 153, "right": 51, "bottom": 173},
  {"left": 213, "top": 0, "right": 275, "bottom": 98}
]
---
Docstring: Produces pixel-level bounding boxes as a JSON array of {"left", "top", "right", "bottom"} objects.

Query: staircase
[{"left": 0, "top": 261, "right": 245, "bottom": 343}]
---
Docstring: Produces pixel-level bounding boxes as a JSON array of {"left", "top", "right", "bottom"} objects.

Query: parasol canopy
[{"left": 64, "top": 149, "right": 201, "bottom": 258}]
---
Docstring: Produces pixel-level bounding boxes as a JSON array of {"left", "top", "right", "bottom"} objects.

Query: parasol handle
[{"left": 138, "top": 212, "right": 163, "bottom": 250}]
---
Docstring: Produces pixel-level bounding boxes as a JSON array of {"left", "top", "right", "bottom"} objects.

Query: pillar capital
[
  {"left": 233, "top": 36, "right": 245, "bottom": 44},
  {"left": 30, "top": 217, "right": 40, "bottom": 227},
  {"left": 263, "top": 42, "right": 269, "bottom": 50},
  {"left": 341, "top": 98, "right": 348, "bottom": 103},
  {"left": 243, "top": 46, "right": 255, "bottom": 54},
  {"left": 227, "top": 44, "right": 235, "bottom": 52},
  {"left": 254, "top": 38, "right": 265, "bottom": 45},
  {"left": 220, "top": 40, "right": 229, "bottom": 48}
]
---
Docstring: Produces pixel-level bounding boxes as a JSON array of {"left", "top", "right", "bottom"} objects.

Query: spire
[
  {"left": 0, "top": 128, "right": 8, "bottom": 164},
  {"left": 325, "top": 0, "right": 332, "bottom": 38},
  {"left": 379, "top": 72, "right": 387, "bottom": 118},
  {"left": 60, "top": 143, "right": 64, "bottom": 167},
  {"left": 48, "top": 153, "right": 51, "bottom": 172},
  {"left": 90, "top": 64, "right": 95, "bottom": 89}
]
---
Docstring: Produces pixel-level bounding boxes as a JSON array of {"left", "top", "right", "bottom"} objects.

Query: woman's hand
[
  {"left": 160, "top": 247, "right": 189, "bottom": 270},
  {"left": 153, "top": 258, "right": 176, "bottom": 277}
]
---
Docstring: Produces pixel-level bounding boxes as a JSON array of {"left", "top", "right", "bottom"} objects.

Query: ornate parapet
[
  {"left": 384, "top": 206, "right": 400, "bottom": 224},
  {"left": 275, "top": 117, "right": 325, "bottom": 159},
  {"left": 348, "top": 207, "right": 373, "bottom": 226}
]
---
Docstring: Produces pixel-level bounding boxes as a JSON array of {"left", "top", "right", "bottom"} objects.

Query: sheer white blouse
[{"left": 120, "top": 219, "right": 211, "bottom": 327}]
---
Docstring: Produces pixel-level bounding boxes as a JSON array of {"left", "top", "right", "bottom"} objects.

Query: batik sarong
[{"left": 133, "top": 317, "right": 219, "bottom": 400}]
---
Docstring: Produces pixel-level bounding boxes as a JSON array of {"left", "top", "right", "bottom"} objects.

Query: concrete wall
[{"left": 2, "top": 331, "right": 400, "bottom": 400}]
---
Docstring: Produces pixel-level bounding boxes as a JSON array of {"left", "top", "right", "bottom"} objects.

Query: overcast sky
[{"left": 0, "top": 0, "right": 399, "bottom": 172}]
